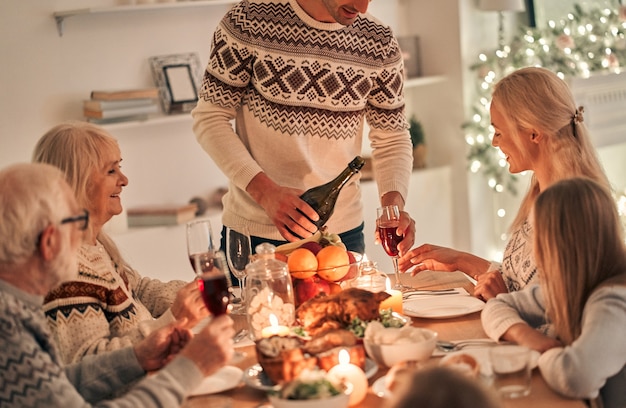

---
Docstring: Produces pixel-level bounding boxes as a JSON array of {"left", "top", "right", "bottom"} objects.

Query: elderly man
[{"left": 0, "top": 163, "right": 234, "bottom": 407}]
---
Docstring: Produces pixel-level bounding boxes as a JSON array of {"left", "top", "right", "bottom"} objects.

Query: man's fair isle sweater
[
  {"left": 192, "top": 0, "right": 413, "bottom": 240},
  {"left": 0, "top": 280, "right": 203, "bottom": 407}
]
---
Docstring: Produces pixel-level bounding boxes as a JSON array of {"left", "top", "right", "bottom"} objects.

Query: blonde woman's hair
[
  {"left": 533, "top": 177, "right": 626, "bottom": 345},
  {"left": 32, "top": 121, "right": 129, "bottom": 272},
  {"left": 492, "top": 67, "right": 611, "bottom": 231}
]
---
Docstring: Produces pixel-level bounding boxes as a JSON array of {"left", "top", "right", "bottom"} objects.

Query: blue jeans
[{"left": 220, "top": 223, "right": 365, "bottom": 284}]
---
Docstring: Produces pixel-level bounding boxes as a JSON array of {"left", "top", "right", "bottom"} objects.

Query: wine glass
[
  {"left": 226, "top": 225, "right": 252, "bottom": 308},
  {"left": 186, "top": 219, "right": 216, "bottom": 276},
  {"left": 194, "top": 250, "right": 231, "bottom": 316},
  {"left": 376, "top": 205, "right": 411, "bottom": 291},
  {"left": 194, "top": 250, "right": 247, "bottom": 363}
]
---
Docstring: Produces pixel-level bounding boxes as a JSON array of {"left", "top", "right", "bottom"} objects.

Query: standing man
[{"left": 192, "top": 0, "right": 415, "bottom": 254}]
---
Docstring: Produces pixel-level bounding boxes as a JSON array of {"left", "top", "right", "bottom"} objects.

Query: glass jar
[
  {"left": 348, "top": 260, "right": 387, "bottom": 292},
  {"left": 244, "top": 243, "right": 296, "bottom": 339}
]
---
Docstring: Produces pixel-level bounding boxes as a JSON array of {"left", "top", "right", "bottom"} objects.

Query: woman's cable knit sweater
[{"left": 42, "top": 242, "right": 186, "bottom": 364}]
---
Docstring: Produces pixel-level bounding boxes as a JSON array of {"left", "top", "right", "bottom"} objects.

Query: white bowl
[
  {"left": 364, "top": 327, "right": 437, "bottom": 367},
  {"left": 268, "top": 392, "right": 350, "bottom": 408}
]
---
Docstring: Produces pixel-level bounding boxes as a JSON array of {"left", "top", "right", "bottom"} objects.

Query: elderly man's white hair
[{"left": 0, "top": 163, "right": 70, "bottom": 263}]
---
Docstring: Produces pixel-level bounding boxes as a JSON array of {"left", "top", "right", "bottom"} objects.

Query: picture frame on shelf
[
  {"left": 149, "top": 52, "right": 202, "bottom": 114},
  {"left": 397, "top": 36, "right": 422, "bottom": 79}
]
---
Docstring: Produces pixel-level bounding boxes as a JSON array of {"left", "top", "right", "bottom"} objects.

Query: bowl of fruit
[{"left": 275, "top": 229, "right": 362, "bottom": 306}]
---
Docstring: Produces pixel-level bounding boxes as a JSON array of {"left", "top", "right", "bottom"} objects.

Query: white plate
[
  {"left": 403, "top": 295, "right": 485, "bottom": 319},
  {"left": 188, "top": 366, "right": 243, "bottom": 396},
  {"left": 243, "top": 358, "right": 378, "bottom": 391},
  {"left": 439, "top": 347, "right": 540, "bottom": 377}
]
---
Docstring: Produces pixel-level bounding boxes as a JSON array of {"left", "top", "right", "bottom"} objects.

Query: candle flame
[
  {"left": 269, "top": 313, "right": 278, "bottom": 327},
  {"left": 361, "top": 253, "right": 369, "bottom": 263},
  {"left": 338, "top": 349, "right": 350, "bottom": 365},
  {"left": 385, "top": 276, "right": 391, "bottom": 291}
]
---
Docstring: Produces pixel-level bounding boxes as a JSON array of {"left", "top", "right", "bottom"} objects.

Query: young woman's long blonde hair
[
  {"left": 492, "top": 67, "right": 610, "bottom": 231},
  {"left": 533, "top": 177, "right": 626, "bottom": 344},
  {"left": 32, "top": 121, "right": 130, "bottom": 273}
]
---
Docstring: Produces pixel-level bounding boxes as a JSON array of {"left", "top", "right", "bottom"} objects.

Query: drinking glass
[
  {"left": 226, "top": 225, "right": 252, "bottom": 308},
  {"left": 376, "top": 205, "right": 411, "bottom": 291},
  {"left": 186, "top": 219, "right": 216, "bottom": 277},
  {"left": 193, "top": 250, "right": 246, "bottom": 363},
  {"left": 194, "top": 250, "right": 231, "bottom": 316}
]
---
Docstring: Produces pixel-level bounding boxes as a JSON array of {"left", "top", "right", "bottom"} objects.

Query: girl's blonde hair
[
  {"left": 32, "top": 121, "right": 129, "bottom": 272},
  {"left": 533, "top": 177, "right": 626, "bottom": 344},
  {"left": 492, "top": 67, "right": 610, "bottom": 231}
]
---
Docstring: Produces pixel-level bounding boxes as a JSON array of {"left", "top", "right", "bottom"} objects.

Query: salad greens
[{"left": 346, "top": 308, "right": 406, "bottom": 338}]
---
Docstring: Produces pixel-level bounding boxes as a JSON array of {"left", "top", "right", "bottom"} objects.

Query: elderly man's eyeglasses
[
  {"left": 35, "top": 209, "right": 89, "bottom": 248},
  {"left": 60, "top": 209, "right": 90, "bottom": 231}
]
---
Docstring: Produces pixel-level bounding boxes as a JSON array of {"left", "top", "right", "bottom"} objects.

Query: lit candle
[
  {"left": 260, "top": 313, "right": 290, "bottom": 338},
  {"left": 327, "top": 349, "right": 368, "bottom": 406},
  {"left": 379, "top": 277, "right": 403, "bottom": 314}
]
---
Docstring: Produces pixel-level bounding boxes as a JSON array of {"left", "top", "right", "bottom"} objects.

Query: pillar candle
[
  {"left": 379, "top": 277, "right": 403, "bottom": 314},
  {"left": 327, "top": 349, "right": 368, "bottom": 406}
]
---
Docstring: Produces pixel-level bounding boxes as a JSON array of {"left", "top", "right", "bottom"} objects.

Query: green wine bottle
[{"left": 300, "top": 156, "right": 365, "bottom": 229}]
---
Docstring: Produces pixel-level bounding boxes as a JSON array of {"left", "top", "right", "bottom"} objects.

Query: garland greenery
[{"left": 464, "top": 2, "right": 626, "bottom": 195}]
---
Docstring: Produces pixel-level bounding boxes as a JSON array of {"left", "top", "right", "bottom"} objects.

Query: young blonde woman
[
  {"left": 33, "top": 121, "right": 209, "bottom": 365},
  {"left": 482, "top": 177, "right": 626, "bottom": 407},
  {"left": 398, "top": 66, "right": 611, "bottom": 300}
]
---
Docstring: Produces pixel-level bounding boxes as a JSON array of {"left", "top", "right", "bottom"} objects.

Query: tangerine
[
  {"left": 316, "top": 245, "right": 350, "bottom": 282},
  {"left": 287, "top": 248, "right": 318, "bottom": 279}
]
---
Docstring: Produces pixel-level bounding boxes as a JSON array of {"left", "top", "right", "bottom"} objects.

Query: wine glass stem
[{"left": 391, "top": 256, "right": 403, "bottom": 289}]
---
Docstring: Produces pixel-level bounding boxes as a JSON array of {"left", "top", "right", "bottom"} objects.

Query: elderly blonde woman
[{"left": 33, "top": 121, "right": 208, "bottom": 364}]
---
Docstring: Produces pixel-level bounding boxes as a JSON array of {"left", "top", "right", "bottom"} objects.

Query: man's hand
[
  {"left": 171, "top": 281, "right": 209, "bottom": 328},
  {"left": 180, "top": 315, "right": 235, "bottom": 377},
  {"left": 246, "top": 172, "right": 319, "bottom": 241},
  {"left": 134, "top": 320, "right": 192, "bottom": 372}
]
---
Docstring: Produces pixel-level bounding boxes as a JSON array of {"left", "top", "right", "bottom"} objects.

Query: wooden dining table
[{"left": 183, "top": 271, "right": 586, "bottom": 408}]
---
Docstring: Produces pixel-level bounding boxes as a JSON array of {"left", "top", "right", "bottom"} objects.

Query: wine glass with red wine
[
  {"left": 194, "top": 250, "right": 231, "bottom": 316},
  {"left": 377, "top": 205, "right": 411, "bottom": 291}
]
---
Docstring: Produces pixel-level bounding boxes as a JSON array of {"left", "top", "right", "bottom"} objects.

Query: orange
[
  {"left": 287, "top": 248, "right": 318, "bottom": 279},
  {"left": 316, "top": 245, "right": 350, "bottom": 282}
]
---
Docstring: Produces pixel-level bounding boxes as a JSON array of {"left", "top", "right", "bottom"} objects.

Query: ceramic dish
[
  {"left": 439, "top": 347, "right": 541, "bottom": 377},
  {"left": 242, "top": 358, "right": 378, "bottom": 391},
  {"left": 188, "top": 366, "right": 243, "bottom": 396},
  {"left": 403, "top": 295, "right": 485, "bottom": 319}
]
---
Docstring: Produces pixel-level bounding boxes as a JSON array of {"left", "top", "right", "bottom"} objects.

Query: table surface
[{"left": 183, "top": 271, "right": 586, "bottom": 408}]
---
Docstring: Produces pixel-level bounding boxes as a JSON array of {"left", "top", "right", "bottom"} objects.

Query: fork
[{"left": 436, "top": 339, "right": 500, "bottom": 352}]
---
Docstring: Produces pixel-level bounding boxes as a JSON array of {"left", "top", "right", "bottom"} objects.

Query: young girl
[{"left": 481, "top": 177, "right": 626, "bottom": 407}]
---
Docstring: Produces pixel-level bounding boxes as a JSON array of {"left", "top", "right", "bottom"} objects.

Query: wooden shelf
[
  {"left": 53, "top": 0, "right": 238, "bottom": 36},
  {"left": 94, "top": 113, "right": 191, "bottom": 131},
  {"left": 404, "top": 75, "right": 446, "bottom": 89}
]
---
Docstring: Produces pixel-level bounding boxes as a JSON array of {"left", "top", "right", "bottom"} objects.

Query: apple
[
  {"left": 337, "top": 251, "right": 359, "bottom": 282},
  {"left": 293, "top": 275, "right": 330, "bottom": 306},
  {"left": 299, "top": 241, "right": 323, "bottom": 255}
]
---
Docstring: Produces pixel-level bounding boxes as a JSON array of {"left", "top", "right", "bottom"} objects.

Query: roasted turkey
[{"left": 295, "top": 288, "right": 390, "bottom": 336}]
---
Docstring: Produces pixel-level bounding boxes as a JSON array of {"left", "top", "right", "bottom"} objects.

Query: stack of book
[
  {"left": 126, "top": 203, "right": 198, "bottom": 228},
  {"left": 84, "top": 88, "right": 160, "bottom": 124}
]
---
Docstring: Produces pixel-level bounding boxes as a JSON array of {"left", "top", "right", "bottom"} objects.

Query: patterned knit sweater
[
  {"left": 0, "top": 280, "right": 204, "bottom": 407},
  {"left": 489, "top": 219, "right": 538, "bottom": 292},
  {"left": 42, "top": 243, "right": 186, "bottom": 364},
  {"left": 192, "top": 0, "right": 413, "bottom": 240}
]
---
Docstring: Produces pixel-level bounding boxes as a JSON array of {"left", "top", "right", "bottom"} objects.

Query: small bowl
[
  {"left": 364, "top": 327, "right": 437, "bottom": 367},
  {"left": 268, "top": 392, "right": 350, "bottom": 408}
]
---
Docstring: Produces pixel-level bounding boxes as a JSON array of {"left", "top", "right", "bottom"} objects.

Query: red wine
[
  {"left": 299, "top": 156, "right": 365, "bottom": 230},
  {"left": 197, "top": 274, "right": 230, "bottom": 316},
  {"left": 378, "top": 224, "right": 402, "bottom": 257}
]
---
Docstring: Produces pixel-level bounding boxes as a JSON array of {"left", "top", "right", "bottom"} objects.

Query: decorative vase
[{"left": 413, "top": 144, "right": 427, "bottom": 169}]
